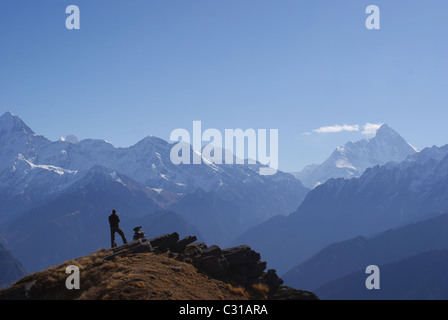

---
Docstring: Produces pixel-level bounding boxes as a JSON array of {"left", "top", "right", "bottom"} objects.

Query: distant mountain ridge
[
  {"left": 235, "top": 143, "right": 448, "bottom": 274},
  {"left": 294, "top": 124, "right": 417, "bottom": 188},
  {"left": 0, "top": 111, "right": 308, "bottom": 226},
  {"left": 282, "top": 213, "right": 448, "bottom": 291},
  {"left": 316, "top": 248, "right": 448, "bottom": 300},
  {"left": 0, "top": 243, "right": 27, "bottom": 289}
]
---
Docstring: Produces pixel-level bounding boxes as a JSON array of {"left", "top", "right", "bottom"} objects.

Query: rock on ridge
[{"left": 102, "top": 231, "right": 318, "bottom": 300}]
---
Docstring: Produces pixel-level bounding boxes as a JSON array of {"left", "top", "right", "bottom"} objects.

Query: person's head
[{"left": 112, "top": 209, "right": 116, "bottom": 214}]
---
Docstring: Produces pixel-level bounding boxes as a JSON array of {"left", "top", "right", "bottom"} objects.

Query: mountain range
[
  {"left": 0, "top": 111, "right": 308, "bottom": 272},
  {"left": 3, "top": 111, "right": 448, "bottom": 300},
  {"left": 0, "top": 111, "right": 308, "bottom": 228},
  {"left": 234, "top": 142, "right": 448, "bottom": 274}
]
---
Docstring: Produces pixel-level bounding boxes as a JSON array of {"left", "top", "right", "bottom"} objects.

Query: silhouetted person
[{"left": 109, "top": 209, "right": 127, "bottom": 248}]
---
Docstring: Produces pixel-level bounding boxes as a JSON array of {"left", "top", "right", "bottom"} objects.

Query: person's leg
[
  {"left": 111, "top": 228, "right": 117, "bottom": 248},
  {"left": 117, "top": 228, "right": 127, "bottom": 244}
]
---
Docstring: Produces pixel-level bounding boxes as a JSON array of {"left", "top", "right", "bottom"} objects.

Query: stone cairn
[
  {"left": 104, "top": 230, "right": 284, "bottom": 290},
  {"left": 132, "top": 226, "right": 146, "bottom": 241}
]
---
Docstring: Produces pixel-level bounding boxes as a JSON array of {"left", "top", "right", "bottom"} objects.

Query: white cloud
[
  {"left": 305, "top": 122, "right": 384, "bottom": 136},
  {"left": 61, "top": 135, "right": 79, "bottom": 144},
  {"left": 312, "top": 124, "right": 359, "bottom": 134},
  {"left": 362, "top": 123, "right": 383, "bottom": 136}
]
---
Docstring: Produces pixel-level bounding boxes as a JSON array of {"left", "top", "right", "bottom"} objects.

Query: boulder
[
  {"left": 230, "top": 273, "right": 248, "bottom": 286},
  {"left": 190, "top": 244, "right": 230, "bottom": 280},
  {"left": 183, "top": 242, "right": 207, "bottom": 258},
  {"left": 193, "top": 255, "right": 225, "bottom": 276},
  {"left": 223, "top": 245, "right": 261, "bottom": 266},
  {"left": 148, "top": 233, "right": 179, "bottom": 251},
  {"left": 105, "top": 239, "right": 149, "bottom": 261},
  {"left": 264, "top": 269, "right": 284, "bottom": 289},
  {"left": 130, "top": 240, "right": 153, "bottom": 254},
  {"left": 201, "top": 245, "right": 223, "bottom": 258},
  {"left": 170, "top": 236, "right": 197, "bottom": 253},
  {"left": 231, "top": 261, "right": 267, "bottom": 279},
  {"left": 110, "top": 239, "right": 143, "bottom": 253}
]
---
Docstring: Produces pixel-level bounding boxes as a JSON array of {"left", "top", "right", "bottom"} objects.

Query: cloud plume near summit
[{"left": 304, "top": 123, "right": 383, "bottom": 136}]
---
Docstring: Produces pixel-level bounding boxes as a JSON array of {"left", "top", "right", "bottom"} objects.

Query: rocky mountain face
[
  {"left": 234, "top": 144, "right": 448, "bottom": 274},
  {"left": 294, "top": 124, "right": 417, "bottom": 188},
  {"left": 0, "top": 243, "right": 27, "bottom": 289},
  {"left": 282, "top": 213, "right": 448, "bottom": 292}
]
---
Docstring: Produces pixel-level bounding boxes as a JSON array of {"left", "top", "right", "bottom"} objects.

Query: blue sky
[{"left": 1, "top": 0, "right": 448, "bottom": 171}]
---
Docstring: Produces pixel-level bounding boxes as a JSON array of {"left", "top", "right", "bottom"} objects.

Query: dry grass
[
  {"left": 226, "top": 284, "right": 248, "bottom": 297},
  {"left": 251, "top": 283, "right": 270, "bottom": 299},
  {"left": 3, "top": 250, "right": 250, "bottom": 300}
]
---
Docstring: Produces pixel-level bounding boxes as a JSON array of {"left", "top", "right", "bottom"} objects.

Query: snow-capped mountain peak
[
  {"left": 0, "top": 112, "right": 52, "bottom": 172},
  {"left": 294, "top": 124, "right": 417, "bottom": 188},
  {"left": 0, "top": 111, "right": 35, "bottom": 137}
]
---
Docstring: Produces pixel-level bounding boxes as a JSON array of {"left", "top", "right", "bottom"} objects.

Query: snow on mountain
[
  {"left": 0, "top": 112, "right": 308, "bottom": 227},
  {"left": 0, "top": 112, "right": 51, "bottom": 170},
  {"left": 293, "top": 124, "right": 417, "bottom": 188}
]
